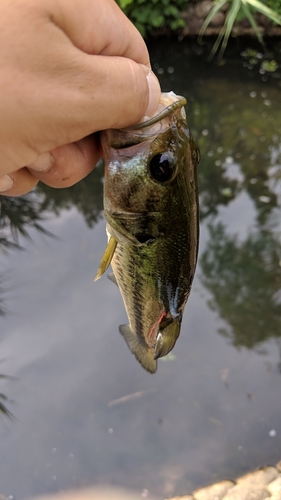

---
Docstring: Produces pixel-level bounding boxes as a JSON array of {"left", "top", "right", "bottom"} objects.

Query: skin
[{"left": 0, "top": 0, "right": 160, "bottom": 196}]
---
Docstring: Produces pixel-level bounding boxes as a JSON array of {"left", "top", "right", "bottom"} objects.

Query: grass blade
[
  {"left": 219, "top": 0, "right": 242, "bottom": 57},
  {"left": 246, "top": 0, "right": 281, "bottom": 23},
  {"left": 198, "top": 0, "right": 229, "bottom": 42},
  {"left": 241, "top": 1, "right": 265, "bottom": 46}
]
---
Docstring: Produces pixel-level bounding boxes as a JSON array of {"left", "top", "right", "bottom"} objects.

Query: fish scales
[{"left": 96, "top": 92, "right": 200, "bottom": 373}]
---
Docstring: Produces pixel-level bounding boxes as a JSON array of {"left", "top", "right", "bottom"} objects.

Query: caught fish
[{"left": 95, "top": 92, "right": 200, "bottom": 373}]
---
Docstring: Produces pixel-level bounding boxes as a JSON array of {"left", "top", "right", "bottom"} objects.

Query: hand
[{"left": 0, "top": 0, "right": 160, "bottom": 196}]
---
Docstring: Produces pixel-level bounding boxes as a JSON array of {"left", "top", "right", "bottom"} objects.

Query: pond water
[{"left": 1, "top": 37, "right": 281, "bottom": 499}]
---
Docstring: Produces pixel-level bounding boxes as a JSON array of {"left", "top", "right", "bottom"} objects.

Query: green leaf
[
  {"left": 198, "top": 0, "right": 230, "bottom": 43},
  {"left": 219, "top": 0, "right": 242, "bottom": 57},
  {"left": 246, "top": 0, "right": 281, "bottom": 23},
  {"left": 117, "top": 0, "right": 134, "bottom": 8},
  {"left": 241, "top": 1, "right": 265, "bottom": 46}
]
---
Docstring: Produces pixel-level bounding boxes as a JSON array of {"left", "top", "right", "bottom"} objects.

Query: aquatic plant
[{"left": 199, "top": 0, "right": 281, "bottom": 58}]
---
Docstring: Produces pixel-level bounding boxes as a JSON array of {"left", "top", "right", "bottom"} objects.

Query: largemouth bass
[{"left": 96, "top": 92, "right": 200, "bottom": 374}]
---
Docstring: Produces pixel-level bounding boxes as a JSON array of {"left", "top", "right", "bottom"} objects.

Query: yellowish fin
[
  {"left": 119, "top": 324, "right": 157, "bottom": 374},
  {"left": 94, "top": 236, "right": 117, "bottom": 282}
]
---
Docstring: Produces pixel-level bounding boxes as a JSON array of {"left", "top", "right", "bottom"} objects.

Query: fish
[{"left": 95, "top": 92, "right": 200, "bottom": 374}]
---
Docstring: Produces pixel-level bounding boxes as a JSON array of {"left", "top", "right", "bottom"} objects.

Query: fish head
[
  {"left": 101, "top": 92, "right": 200, "bottom": 229},
  {"left": 153, "top": 313, "right": 182, "bottom": 359}
]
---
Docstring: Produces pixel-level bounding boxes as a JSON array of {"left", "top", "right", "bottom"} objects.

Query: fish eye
[{"left": 149, "top": 152, "right": 175, "bottom": 183}]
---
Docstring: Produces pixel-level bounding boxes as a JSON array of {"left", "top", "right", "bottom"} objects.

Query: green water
[{"left": 0, "top": 37, "right": 281, "bottom": 499}]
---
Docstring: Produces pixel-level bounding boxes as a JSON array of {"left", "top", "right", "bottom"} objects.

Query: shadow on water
[{"left": 0, "top": 37, "right": 281, "bottom": 498}]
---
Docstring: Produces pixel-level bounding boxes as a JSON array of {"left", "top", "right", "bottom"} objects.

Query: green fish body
[{"left": 96, "top": 92, "right": 200, "bottom": 373}]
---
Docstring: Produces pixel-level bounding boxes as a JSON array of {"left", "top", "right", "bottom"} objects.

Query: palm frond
[
  {"left": 198, "top": 0, "right": 281, "bottom": 58},
  {"left": 198, "top": 0, "right": 229, "bottom": 43},
  {"left": 246, "top": 0, "right": 281, "bottom": 24},
  {"left": 241, "top": 1, "right": 265, "bottom": 47}
]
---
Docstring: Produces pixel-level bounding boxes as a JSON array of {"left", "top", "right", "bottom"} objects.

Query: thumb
[
  {"left": 68, "top": 54, "right": 161, "bottom": 132},
  {"left": 23, "top": 51, "right": 161, "bottom": 154}
]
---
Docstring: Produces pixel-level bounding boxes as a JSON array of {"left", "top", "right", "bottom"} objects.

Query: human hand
[{"left": 0, "top": 0, "right": 160, "bottom": 196}]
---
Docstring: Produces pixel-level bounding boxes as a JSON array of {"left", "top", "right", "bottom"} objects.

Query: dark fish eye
[{"left": 149, "top": 152, "right": 175, "bottom": 183}]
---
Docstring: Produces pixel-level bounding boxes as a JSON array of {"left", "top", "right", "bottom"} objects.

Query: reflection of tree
[
  {"left": 200, "top": 222, "right": 281, "bottom": 348},
  {"left": 0, "top": 163, "right": 104, "bottom": 250},
  {"left": 0, "top": 194, "right": 51, "bottom": 250},
  {"left": 37, "top": 161, "right": 104, "bottom": 228},
  {"left": 187, "top": 81, "right": 281, "bottom": 224},
  {"left": 0, "top": 389, "right": 14, "bottom": 419},
  {"left": 0, "top": 164, "right": 104, "bottom": 313},
  {"left": 0, "top": 165, "right": 105, "bottom": 415},
  {"left": 0, "top": 369, "right": 15, "bottom": 419},
  {"left": 198, "top": 152, "right": 241, "bottom": 220},
  {"left": 0, "top": 274, "right": 6, "bottom": 317}
]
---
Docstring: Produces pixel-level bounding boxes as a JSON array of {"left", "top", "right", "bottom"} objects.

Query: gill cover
[
  {"left": 154, "top": 315, "right": 182, "bottom": 360},
  {"left": 119, "top": 324, "right": 157, "bottom": 374}
]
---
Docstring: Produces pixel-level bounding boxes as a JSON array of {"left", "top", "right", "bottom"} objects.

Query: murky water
[{"left": 1, "top": 38, "right": 281, "bottom": 499}]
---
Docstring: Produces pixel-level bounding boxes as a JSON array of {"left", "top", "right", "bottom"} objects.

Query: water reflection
[
  {"left": 0, "top": 194, "right": 50, "bottom": 249},
  {"left": 201, "top": 222, "right": 281, "bottom": 349},
  {"left": 1, "top": 41, "right": 281, "bottom": 366},
  {"left": 38, "top": 159, "right": 104, "bottom": 228},
  {"left": 0, "top": 160, "right": 104, "bottom": 250},
  {"left": 192, "top": 80, "right": 281, "bottom": 224}
]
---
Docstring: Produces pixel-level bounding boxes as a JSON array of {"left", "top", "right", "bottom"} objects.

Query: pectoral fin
[
  {"left": 119, "top": 324, "right": 157, "bottom": 374},
  {"left": 94, "top": 236, "right": 117, "bottom": 282}
]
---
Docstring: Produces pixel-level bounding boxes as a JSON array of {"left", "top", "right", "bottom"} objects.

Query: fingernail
[
  {"left": 28, "top": 152, "right": 54, "bottom": 172},
  {"left": 145, "top": 70, "right": 161, "bottom": 117},
  {"left": 0, "top": 175, "right": 14, "bottom": 192}
]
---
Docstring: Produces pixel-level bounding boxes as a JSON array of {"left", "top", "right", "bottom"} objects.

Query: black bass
[{"left": 95, "top": 92, "right": 200, "bottom": 373}]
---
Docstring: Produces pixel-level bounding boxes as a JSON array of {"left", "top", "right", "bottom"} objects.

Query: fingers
[
  {"left": 28, "top": 135, "right": 100, "bottom": 188},
  {"left": 0, "top": 136, "right": 100, "bottom": 196},
  {"left": 0, "top": 168, "right": 38, "bottom": 197}
]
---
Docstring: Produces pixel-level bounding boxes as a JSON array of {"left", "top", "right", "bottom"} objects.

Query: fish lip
[{"left": 123, "top": 96, "right": 187, "bottom": 131}]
